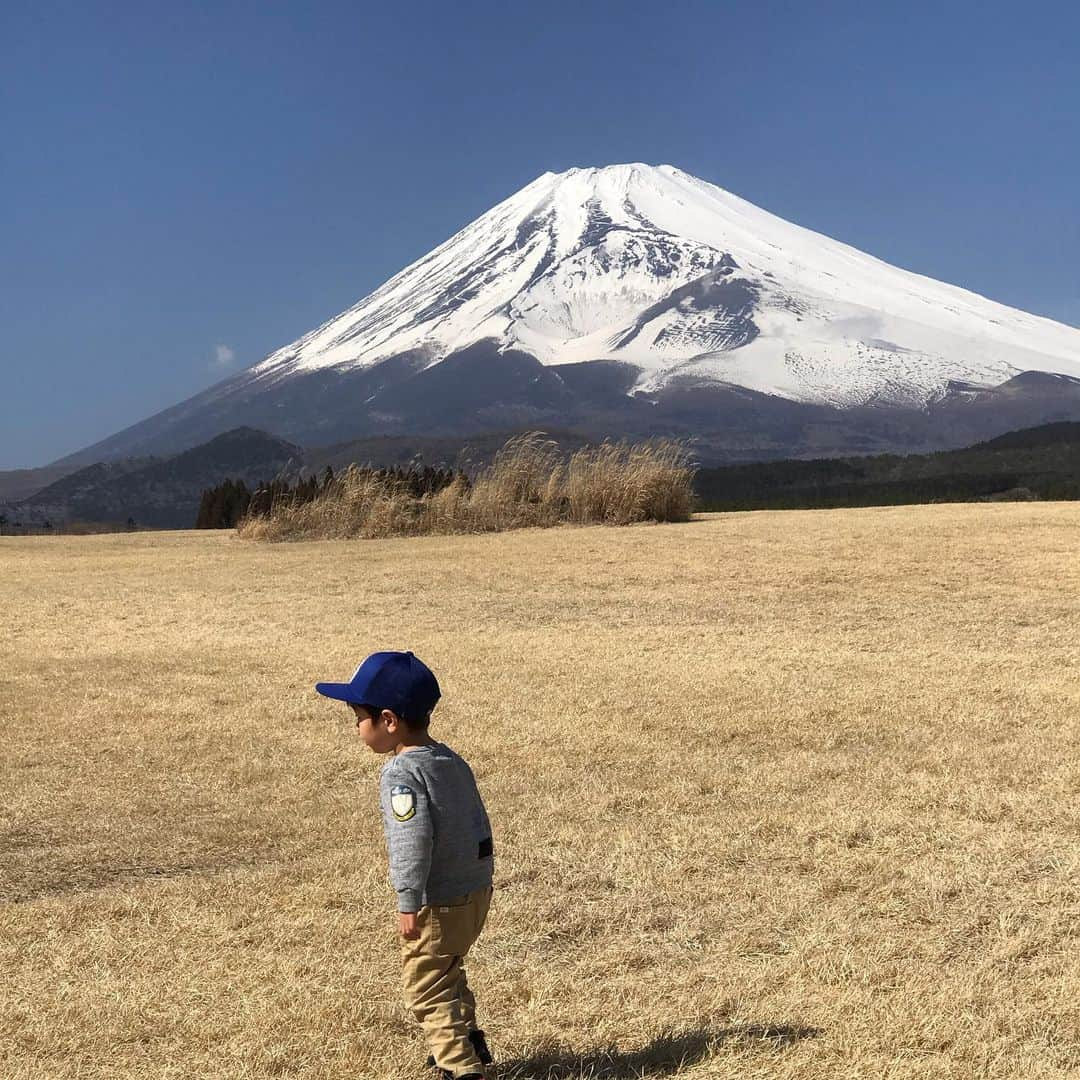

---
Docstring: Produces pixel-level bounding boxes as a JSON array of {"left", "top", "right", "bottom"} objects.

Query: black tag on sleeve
[{"left": 478, "top": 837, "right": 493, "bottom": 859}]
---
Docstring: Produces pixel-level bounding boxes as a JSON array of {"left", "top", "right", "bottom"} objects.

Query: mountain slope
[
  {"left": 57, "top": 164, "right": 1080, "bottom": 466},
  {"left": 0, "top": 464, "right": 85, "bottom": 503},
  {"left": 23, "top": 428, "right": 301, "bottom": 527}
]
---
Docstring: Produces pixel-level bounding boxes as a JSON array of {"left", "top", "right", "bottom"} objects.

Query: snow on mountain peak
[{"left": 250, "top": 164, "right": 1080, "bottom": 409}]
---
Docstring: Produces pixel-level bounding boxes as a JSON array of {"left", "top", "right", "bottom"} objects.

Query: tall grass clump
[
  {"left": 562, "top": 440, "right": 695, "bottom": 524},
  {"left": 237, "top": 433, "right": 695, "bottom": 541}
]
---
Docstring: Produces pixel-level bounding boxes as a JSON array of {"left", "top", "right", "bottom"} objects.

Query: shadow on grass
[{"left": 498, "top": 1022, "right": 821, "bottom": 1079}]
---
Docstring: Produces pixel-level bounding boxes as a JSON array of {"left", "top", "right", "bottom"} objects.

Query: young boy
[{"left": 316, "top": 651, "right": 495, "bottom": 1080}]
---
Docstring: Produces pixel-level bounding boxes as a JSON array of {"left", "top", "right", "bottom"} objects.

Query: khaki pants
[{"left": 400, "top": 886, "right": 492, "bottom": 1078}]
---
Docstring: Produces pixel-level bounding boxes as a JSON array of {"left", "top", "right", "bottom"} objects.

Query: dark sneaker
[
  {"left": 469, "top": 1030, "right": 493, "bottom": 1066},
  {"left": 427, "top": 1029, "right": 493, "bottom": 1070}
]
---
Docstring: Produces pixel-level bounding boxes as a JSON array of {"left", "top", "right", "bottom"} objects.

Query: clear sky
[{"left": 2, "top": 0, "right": 1078, "bottom": 467}]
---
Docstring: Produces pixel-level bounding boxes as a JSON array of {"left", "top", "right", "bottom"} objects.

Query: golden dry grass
[
  {"left": 2, "top": 503, "right": 1079, "bottom": 1079},
  {"left": 237, "top": 434, "right": 693, "bottom": 541}
]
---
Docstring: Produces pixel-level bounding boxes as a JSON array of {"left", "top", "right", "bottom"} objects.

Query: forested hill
[
  {"left": 10, "top": 428, "right": 302, "bottom": 529},
  {"left": 693, "top": 422, "right": 1080, "bottom": 511}
]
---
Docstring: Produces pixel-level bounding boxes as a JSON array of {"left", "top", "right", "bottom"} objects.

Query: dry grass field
[{"left": 2, "top": 504, "right": 1079, "bottom": 1079}]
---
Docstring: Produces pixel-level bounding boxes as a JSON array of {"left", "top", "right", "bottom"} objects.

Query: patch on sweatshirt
[{"left": 390, "top": 785, "right": 416, "bottom": 822}]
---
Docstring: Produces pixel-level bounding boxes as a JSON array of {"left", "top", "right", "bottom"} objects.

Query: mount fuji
[{"left": 62, "top": 164, "right": 1080, "bottom": 465}]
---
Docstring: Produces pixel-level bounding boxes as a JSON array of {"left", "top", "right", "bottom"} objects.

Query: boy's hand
[{"left": 399, "top": 912, "right": 420, "bottom": 940}]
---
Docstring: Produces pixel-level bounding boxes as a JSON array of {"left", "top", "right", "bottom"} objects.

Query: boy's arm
[{"left": 381, "top": 769, "right": 433, "bottom": 914}]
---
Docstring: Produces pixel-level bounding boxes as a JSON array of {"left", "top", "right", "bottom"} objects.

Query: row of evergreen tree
[
  {"left": 195, "top": 464, "right": 466, "bottom": 529},
  {"left": 0, "top": 514, "right": 137, "bottom": 535},
  {"left": 694, "top": 430, "right": 1080, "bottom": 511}
]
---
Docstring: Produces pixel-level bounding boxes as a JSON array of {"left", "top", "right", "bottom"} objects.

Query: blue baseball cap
[{"left": 315, "top": 651, "right": 440, "bottom": 723}]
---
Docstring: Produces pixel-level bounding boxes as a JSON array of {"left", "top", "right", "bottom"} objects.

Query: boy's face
[{"left": 349, "top": 703, "right": 399, "bottom": 754}]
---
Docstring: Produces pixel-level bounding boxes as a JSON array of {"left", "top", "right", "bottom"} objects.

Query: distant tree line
[
  {"left": 195, "top": 464, "right": 467, "bottom": 529},
  {"left": 0, "top": 513, "right": 138, "bottom": 536},
  {"left": 0, "top": 513, "right": 54, "bottom": 535},
  {"left": 694, "top": 427, "right": 1080, "bottom": 511},
  {"left": 194, "top": 422, "right": 1080, "bottom": 525}
]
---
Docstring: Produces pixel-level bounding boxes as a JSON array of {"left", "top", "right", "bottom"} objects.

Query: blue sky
[{"left": 2, "top": 0, "right": 1077, "bottom": 467}]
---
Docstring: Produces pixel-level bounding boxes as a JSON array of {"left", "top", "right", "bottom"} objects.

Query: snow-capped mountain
[
  {"left": 61, "top": 164, "right": 1080, "bottom": 466},
  {"left": 251, "top": 163, "right": 1080, "bottom": 406}
]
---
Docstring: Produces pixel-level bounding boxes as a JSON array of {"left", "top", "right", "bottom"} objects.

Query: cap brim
[{"left": 315, "top": 681, "right": 363, "bottom": 703}]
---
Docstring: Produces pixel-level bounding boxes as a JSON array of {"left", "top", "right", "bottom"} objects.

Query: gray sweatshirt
[{"left": 379, "top": 742, "right": 494, "bottom": 912}]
